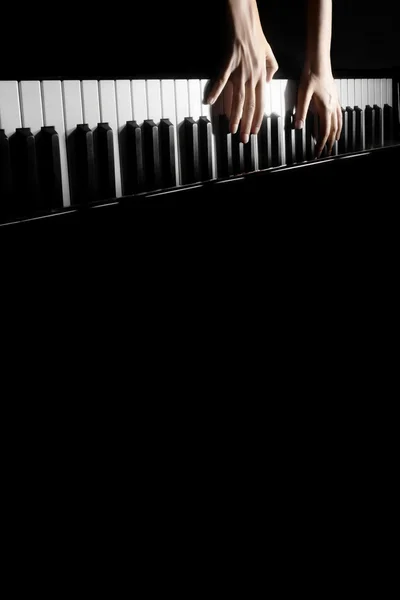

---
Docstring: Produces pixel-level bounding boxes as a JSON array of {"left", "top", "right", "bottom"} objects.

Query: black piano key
[
  {"left": 365, "top": 105, "right": 375, "bottom": 148},
  {"left": 270, "top": 114, "right": 282, "bottom": 167},
  {"left": 305, "top": 112, "right": 315, "bottom": 160},
  {"left": 346, "top": 107, "right": 356, "bottom": 152},
  {"left": 284, "top": 111, "right": 296, "bottom": 165},
  {"left": 143, "top": 119, "right": 161, "bottom": 190},
  {"left": 70, "top": 124, "right": 96, "bottom": 205},
  {"left": 373, "top": 104, "right": 383, "bottom": 147},
  {"left": 9, "top": 127, "right": 39, "bottom": 215},
  {"left": 35, "top": 126, "right": 63, "bottom": 210},
  {"left": 159, "top": 118, "right": 176, "bottom": 188},
  {"left": 257, "top": 114, "right": 272, "bottom": 170},
  {"left": 294, "top": 118, "right": 306, "bottom": 163},
  {"left": 0, "top": 129, "right": 13, "bottom": 218},
  {"left": 384, "top": 104, "right": 393, "bottom": 142},
  {"left": 217, "top": 115, "right": 233, "bottom": 178},
  {"left": 125, "top": 120, "right": 145, "bottom": 195},
  {"left": 354, "top": 106, "right": 364, "bottom": 151},
  {"left": 338, "top": 109, "right": 348, "bottom": 154},
  {"left": 198, "top": 116, "right": 213, "bottom": 181},
  {"left": 244, "top": 134, "right": 257, "bottom": 172},
  {"left": 94, "top": 122, "right": 116, "bottom": 201},
  {"left": 183, "top": 117, "right": 200, "bottom": 184},
  {"left": 232, "top": 129, "right": 245, "bottom": 175}
]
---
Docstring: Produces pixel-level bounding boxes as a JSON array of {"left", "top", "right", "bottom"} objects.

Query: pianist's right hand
[{"left": 204, "top": 0, "right": 278, "bottom": 144}]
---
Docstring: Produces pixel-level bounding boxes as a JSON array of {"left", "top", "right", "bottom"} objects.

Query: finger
[
  {"left": 205, "top": 60, "right": 232, "bottom": 105},
  {"left": 295, "top": 83, "right": 313, "bottom": 130},
  {"left": 265, "top": 44, "right": 279, "bottom": 83},
  {"left": 251, "top": 79, "right": 266, "bottom": 134},
  {"left": 336, "top": 104, "right": 343, "bottom": 140},
  {"left": 315, "top": 110, "right": 331, "bottom": 158},
  {"left": 223, "top": 81, "right": 233, "bottom": 120},
  {"left": 266, "top": 56, "right": 279, "bottom": 83},
  {"left": 240, "top": 80, "right": 256, "bottom": 143},
  {"left": 229, "top": 81, "right": 246, "bottom": 135},
  {"left": 327, "top": 109, "right": 338, "bottom": 155}
]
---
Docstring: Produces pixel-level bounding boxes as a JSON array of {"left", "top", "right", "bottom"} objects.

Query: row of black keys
[{"left": 0, "top": 103, "right": 393, "bottom": 219}]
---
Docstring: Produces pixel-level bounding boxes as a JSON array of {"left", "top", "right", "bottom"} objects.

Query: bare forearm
[{"left": 306, "top": 0, "right": 332, "bottom": 73}]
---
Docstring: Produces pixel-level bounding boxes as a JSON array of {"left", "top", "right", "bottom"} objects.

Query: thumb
[{"left": 295, "top": 83, "right": 313, "bottom": 129}]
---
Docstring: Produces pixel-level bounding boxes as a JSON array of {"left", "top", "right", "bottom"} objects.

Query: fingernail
[
  {"left": 295, "top": 119, "right": 304, "bottom": 130},
  {"left": 242, "top": 133, "right": 249, "bottom": 144},
  {"left": 231, "top": 123, "right": 239, "bottom": 135},
  {"left": 207, "top": 97, "right": 215, "bottom": 105},
  {"left": 253, "top": 127, "right": 260, "bottom": 135}
]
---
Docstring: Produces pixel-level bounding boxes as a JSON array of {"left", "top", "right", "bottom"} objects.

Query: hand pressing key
[{"left": 204, "top": 0, "right": 278, "bottom": 144}]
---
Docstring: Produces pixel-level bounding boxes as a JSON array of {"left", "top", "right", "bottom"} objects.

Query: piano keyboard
[{"left": 0, "top": 77, "right": 395, "bottom": 220}]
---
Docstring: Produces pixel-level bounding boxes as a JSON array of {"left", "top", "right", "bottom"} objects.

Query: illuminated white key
[
  {"left": 62, "top": 81, "right": 83, "bottom": 138},
  {"left": 341, "top": 79, "right": 348, "bottom": 108},
  {"left": 41, "top": 80, "right": 70, "bottom": 207},
  {"left": 146, "top": 79, "right": 162, "bottom": 123},
  {"left": 347, "top": 79, "right": 355, "bottom": 108},
  {"left": 115, "top": 80, "right": 133, "bottom": 196},
  {"left": 270, "top": 79, "right": 281, "bottom": 115},
  {"left": 381, "top": 78, "right": 388, "bottom": 106},
  {"left": 19, "top": 81, "right": 43, "bottom": 133},
  {"left": 0, "top": 81, "right": 21, "bottom": 136},
  {"left": 161, "top": 79, "right": 180, "bottom": 185},
  {"left": 115, "top": 80, "right": 133, "bottom": 128},
  {"left": 200, "top": 78, "right": 217, "bottom": 179},
  {"left": 174, "top": 79, "right": 189, "bottom": 185},
  {"left": 387, "top": 79, "right": 393, "bottom": 108},
  {"left": 81, "top": 80, "right": 101, "bottom": 128},
  {"left": 280, "top": 80, "right": 289, "bottom": 164},
  {"left": 361, "top": 79, "right": 369, "bottom": 108},
  {"left": 354, "top": 80, "right": 362, "bottom": 107},
  {"left": 131, "top": 80, "right": 147, "bottom": 124},
  {"left": 264, "top": 81, "right": 272, "bottom": 116},
  {"left": 367, "top": 79, "right": 375, "bottom": 107},
  {"left": 188, "top": 79, "right": 202, "bottom": 120},
  {"left": 99, "top": 79, "right": 122, "bottom": 198}
]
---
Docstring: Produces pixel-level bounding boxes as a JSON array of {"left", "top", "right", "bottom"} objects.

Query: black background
[{"left": 1, "top": 1, "right": 399, "bottom": 79}]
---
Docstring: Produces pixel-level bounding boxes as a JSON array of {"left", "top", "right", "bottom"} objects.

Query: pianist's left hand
[{"left": 204, "top": 0, "right": 279, "bottom": 144}]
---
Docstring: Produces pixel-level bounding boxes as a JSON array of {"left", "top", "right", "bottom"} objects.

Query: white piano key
[
  {"left": 19, "top": 81, "right": 43, "bottom": 133},
  {"left": 264, "top": 81, "right": 272, "bottom": 116},
  {"left": 146, "top": 80, "right": 162, "bottom": 123},
  {"left": 335, "top": 78, "right": 342, "bottom": 107},
  {"left": 376, "top": 79, "right": 383, "bottom": 107},
  {"left": 200, "top": 79, "right": 217, "bottom": 180},
  {"left": 387, "top": 79, "right": 393, "bottom": 107},
  {"left": 361, "top": 79, "right": 369, "bottom": 108},
  {"left": 368, "top": 79, "right": 375, "bottom": 106},
  {"left": 347, "top": 79, "right": 355, "bottom": 108},
  {"left": 41, "top": 80, "right": 70, "bottom": 207},
  {"left": 354, "top": 79, "right": 362, "bottom": 107},
  {"left": 115, "top": 80, "right": 133, "bottom": 127},
  {"left": 175, "top": 79, "right": 189, "bottom": 185},
  {"left": 341, "top": 79, "right": 348, "bottom": 107},
  {"left": 188, "top": 79, "right": 202, "bottom": 120},
  {"left": 0, "top": 81, "right": 21, "bottom": 136},
  {"left": 381, "top": 79, "right": 388, "bottom": 106},
  {"left": 161, "top": 79, "right": 180, "bottom": 185},
  {"left": 131, "top": 80, "right": 147, "bottom": 124},
  {"left": 81, "top": 80, "right": 101, "bottom": 127},
  {"left": 270, "top": 79, "right": 281, "bottom": 115},
  {"left": 375, "top": 79, "right": 384, "bottom": 146},
  {"left": 99, "top": 80, "right": 122, "bottom": 199},
  {"left": 280, "top": 79, "right": 290, "bottom": 165},
  {"left": 62, "top": 80, "right": 83, "bottom": 137}
]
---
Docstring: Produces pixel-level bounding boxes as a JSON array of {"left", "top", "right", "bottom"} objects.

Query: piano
[{"left": 0, "top": 70, "right": 399, "bottom": 225}]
